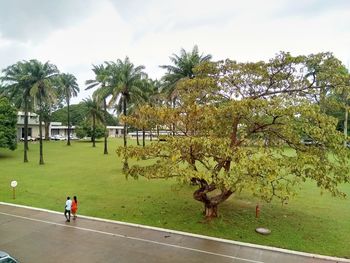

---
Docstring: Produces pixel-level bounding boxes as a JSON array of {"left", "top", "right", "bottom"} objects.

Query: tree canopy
[
  {"left": 0, "top": 96, "right": 17, "bottom": 150},
  {"left": 51, "top": 102, "right": 118, "bottom": 126},
  {"left": 119, "top": 52, "right": 350, "bottom": 218}
]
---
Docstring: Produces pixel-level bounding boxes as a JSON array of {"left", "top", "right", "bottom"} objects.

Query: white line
[
  {"left": 1, "top": 202, "right": 350, "bottom": 263},
  {"left": 0, "top": 211, "right": 263, "bottom": 263}
]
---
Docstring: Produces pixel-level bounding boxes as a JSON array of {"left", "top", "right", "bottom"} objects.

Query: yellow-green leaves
[{"left": 117, "top": 52, "right": 350, "bottom": 205}]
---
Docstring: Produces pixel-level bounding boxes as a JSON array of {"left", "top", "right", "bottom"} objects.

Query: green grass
[{"left": 0, "top": 138, "right": 349, "bottom": 258}]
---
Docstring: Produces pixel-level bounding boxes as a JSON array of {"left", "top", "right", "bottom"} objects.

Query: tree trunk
[
  {"left": 104, "top": 129, "right": 108, "bottom": 154},
  {"left": 156, "top": 125, "right": 160, "bottom": 140},
  {"left": 136, "top": 130, "right": 140, "bottom": 146},
  {"left": 150, "top": 129, "right": 153, "bottom": 141},
  {"left": 103, "top": 98, "right": 108, "bottom": 154},
  {"left": 142, "top": 127, "right": 145, "bottom": 147},
  {"left": 172, "top": 97, "right": 176, "bottom": 136},
  {"left": 24, "top": 100, "right": 29, "bottom": 162},
  {"left": 92, "top": 114, "right": 96, "bottom": 147},
  {"left": 192, "top": 180, "right": 233, "bottom": 219},
  {"left": 122, "top": 95, "right": 129, "bottom": 171},
  {"left": 39, "top": 101, "right": 44, "bottom": 165},
  {"left": 44, "top": 121, "right": 50, "bottom": 141},
  {"left": 67, "top": 99, "right": 71, "bottom": 146},
  {"left": 344, "top": 106, "right": 348, "bottom": 147},
  {"left": 204, "top": 204, "right": 218, "bottom": 218}
]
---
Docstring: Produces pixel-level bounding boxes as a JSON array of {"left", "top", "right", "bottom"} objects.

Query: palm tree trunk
[
  {"left": 150, "top": 129, "right": 153, "bottom": 141},
  {"left": 123, "top": 95, "right": 129, "bottom": 171},
  {"left": 39, "top": 100, "right": 44, "bottom": 165},
  {"left": 44, "top": 121, "right": 50, "bottom": 141},
  {"left": 24, "top": 99, "right": 29, "bottom": 162},
  {"left": 92, "top": 114, "right": 96, "bottom": 147},
  {"left": 103, "top": 98, "right": 108, "bottom": 154},
  {"left": 67, "top": 98, "right": 71, "bottom": 146},
  {"left": 156, "top": 125, "right": 160, "bottom": 140},
  {"left": 172, "top": 97, "right": 176, "bottom": 136},
  {"left": 142, "top": 127, "right": 145, "bottom": 147},
  {"left": 344, "top": 106, "right": 348, "bottom": 147},
  {"left": 136, "top": 130, "right": 140, "bottom": 145}
]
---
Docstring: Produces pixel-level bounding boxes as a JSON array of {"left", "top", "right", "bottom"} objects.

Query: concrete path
[{"left": 0, "top": 203, "right": 349, "bottom": 263}]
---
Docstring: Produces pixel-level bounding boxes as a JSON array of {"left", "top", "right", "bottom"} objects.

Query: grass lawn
[{"left": 0, "top": 138, "right": 349, "bottom": 258}]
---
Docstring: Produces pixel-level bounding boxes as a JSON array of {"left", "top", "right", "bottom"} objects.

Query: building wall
[{"left": 17, "top": 125, "right": 45, "bottom": 139}]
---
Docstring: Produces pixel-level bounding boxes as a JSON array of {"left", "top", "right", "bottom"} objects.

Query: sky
[{"left": 0, "top": 0, "right": 349, "bottom": 104}]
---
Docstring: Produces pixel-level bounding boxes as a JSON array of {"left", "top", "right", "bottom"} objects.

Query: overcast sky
[{"left": 0, "top": 0, "right": 349, "bottom": 104}]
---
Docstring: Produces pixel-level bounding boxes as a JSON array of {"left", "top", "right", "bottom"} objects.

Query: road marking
[
  {"left": 2, "top": 202, "right": 350, "bottom": 263},
  {"left": 0, "top": 211, "right": 263, "bottom": 263}
]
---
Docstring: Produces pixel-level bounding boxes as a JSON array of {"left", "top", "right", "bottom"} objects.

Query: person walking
[
  {"left": 71, "top": 196, "right": 78, "bottom": 220},
  {"left": 64, "top": 196, "right": 72, "bottom": 222}
]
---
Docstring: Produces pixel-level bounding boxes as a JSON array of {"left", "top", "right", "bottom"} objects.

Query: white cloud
[{"left": 0, "top": 0, "right": 349, "bottom": 104}]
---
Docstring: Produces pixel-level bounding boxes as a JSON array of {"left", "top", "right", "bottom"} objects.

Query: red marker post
[{"left": 255, "top": 204, "right": 260, "bottom": 218}]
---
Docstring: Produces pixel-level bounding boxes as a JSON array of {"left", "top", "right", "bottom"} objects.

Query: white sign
[{"left": 10, "top": 180, "right": 17, "bottom": 188}]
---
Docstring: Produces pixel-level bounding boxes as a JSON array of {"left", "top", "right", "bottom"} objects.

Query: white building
[
  {"left": 17, "top": 112, "right": 123, "bottom": 140},
  {"left": 107, "top": 126, "right": 124, "bottom": 137},
  {"left": 16, "top": 111, "right": 43, "bottom": 139},
  {"left": 50, "top": 122, "right": 76, "bottom": 138}
]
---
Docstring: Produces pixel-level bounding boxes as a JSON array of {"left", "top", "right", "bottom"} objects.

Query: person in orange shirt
[{"left": 71, "top": 196, "right": 78, "bottom": 220}]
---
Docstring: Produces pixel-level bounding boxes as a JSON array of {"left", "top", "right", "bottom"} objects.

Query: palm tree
[
  {"left": 27, "top": 60, "right": 59, "bottom": 165},
  {"left": 137, "top": 77, "right": 162, "bottom": 145},
  {"left": 160, "top": 46, "right": 211, "bottom": 135},
  {"left": 160, "top": 45, "right": 212, "bottom": 106},
  {"left": 1, "top": 61, "right": 34, "bottom": 162},
  {"left": 58, "top": 73, "right": 80, "bottom": 146},
  {"left": 83, "top": 97, "right": 104, "bottom": 147},
  {"left": 86, "top": 64, "right": 111, "bottom": 154},
  {"left": 107, "top": 57, "right": 147, "bottom": 170}
]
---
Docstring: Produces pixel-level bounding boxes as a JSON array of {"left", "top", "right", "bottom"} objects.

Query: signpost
[{"left": 11, "top": 180, "right": 17, "bottom": 199}]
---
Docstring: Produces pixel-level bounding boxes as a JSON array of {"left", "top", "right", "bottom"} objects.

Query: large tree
[
  {"left": 0, "top": 96, "right": 17, "bottom": 151},
  {"left": 86, "top": 64, "right": 111, "bottom": 154},
  {"left": 120, "top": 52, "right": 350, "bottom": 219},
  {"left": 58, "top": 73, "right": 80, "bottom": 146},
  {"left": 108, "top": 57, "right": 147, "bottom": 170},
  {"left": 83, "top": 97, "right": 104, "bottom": 147},
  {"left": 1, "top": 61, "right": 34, "bottom": 162},
  {"left": 160, "top": 45, "right": 212, "bottom": 106},
  {"left": 27, "top": 60, "right": 59, "bottom": 165}
]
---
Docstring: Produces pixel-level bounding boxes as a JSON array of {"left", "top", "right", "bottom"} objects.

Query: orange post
[{"left": 255, "top": 204, "right": 260, "bottom": 218}]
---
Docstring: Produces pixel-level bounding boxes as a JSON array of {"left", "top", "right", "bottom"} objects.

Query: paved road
[{"left": 0, "top": 203, "right": 349, "bottom": 263}]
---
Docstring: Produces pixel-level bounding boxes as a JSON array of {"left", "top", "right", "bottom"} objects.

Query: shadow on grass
[
  {"left": 0, "top": 152, "right": 16, "bottom": 159},
  {"left": 75, "top": 140, "right": 103, "bottom": 144}
]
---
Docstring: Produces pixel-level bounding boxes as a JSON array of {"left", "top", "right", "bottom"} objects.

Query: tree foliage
[
  {"left": 119, "top": 52, "right": 350, "bottom": 219},
  {"left": 51, "top": 103, "right": 118, "bottom": 126},
  {"left": 0, "top": 96, "right": 17, "bottom": 150},
  {"left": 160, "top": 45, "right": 212, "bottom": 102},
  {"left": 57, "top": 73, "right": 80, "bottom": 146},
  {"left": 75, "top": 121, "right": 105, "bottom": 140}
]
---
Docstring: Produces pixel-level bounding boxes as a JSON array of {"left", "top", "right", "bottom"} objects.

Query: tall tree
[
  {"left": 108, "top": 57, "right": 147, "bottom": 170},
  {"left": 120, "top": 52, "right": 350, "bottom": 219},
  {"left": 1, "top": 61, "right": 34, "bottom": 162},
  {"left": 0, "top": 96, "right": 17, "bottom": 151},
  {"left": 58, "top": 73, "right": 80, "bottom": 146},
  {"left": 86, "top": 64, "right": 111, "bottom": 154},
  {"left": 83, "top": 97, "right": 104, "bottom": 147},
  {"left": 27, "top": 60, "right": 59, "bottom": 165},
  {"left": 160, "top": 45, "right": 212, "bottom": 106}
]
